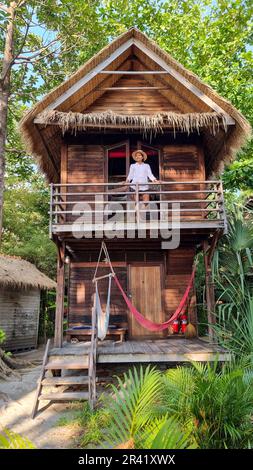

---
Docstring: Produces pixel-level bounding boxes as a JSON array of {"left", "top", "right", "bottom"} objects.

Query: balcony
[{"left": 49, "top": 180, "right": 227, "bottom": 239}]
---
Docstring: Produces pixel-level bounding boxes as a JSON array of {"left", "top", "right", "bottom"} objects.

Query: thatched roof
[
  {"left": 36, "top": 109, "right": 227, "bottom": 136},
  {"left": 19, "top": 27, "right": 251, "bottom": 181},
  {"left": 0, "top": 254, "right": 56, "bottom": 290}
]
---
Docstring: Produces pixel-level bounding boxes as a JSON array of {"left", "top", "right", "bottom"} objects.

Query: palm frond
[
  {"left": 143, "top": 416, "right": 197, "bottom": 449},
  {"left": 0, "top": 429, "right": 35, "bottom": 449},
  {"left": 104, "top": 365, "right": 163, "bottom": 447}
]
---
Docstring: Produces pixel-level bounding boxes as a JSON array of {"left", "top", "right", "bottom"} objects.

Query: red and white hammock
[
  {"left": 93, "top": 242, "right": 196, "bottom": 333},
  {"left": 113, "top": 267, "right": 196, "bottom": 331}
]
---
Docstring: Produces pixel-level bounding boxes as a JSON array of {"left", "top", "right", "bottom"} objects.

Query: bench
[{"left": 66, "top": 326, "right": 127, "bottom": 343}]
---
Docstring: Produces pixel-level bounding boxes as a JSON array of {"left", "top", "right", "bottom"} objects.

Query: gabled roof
[
  {"left": 0, "top": 254, "right": 56, "bottom": 290},
  {"left": 19, "top": 27, "right": 251, "bottom": 181}
]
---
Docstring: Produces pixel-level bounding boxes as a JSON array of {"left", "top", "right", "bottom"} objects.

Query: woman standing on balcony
[{"left": 125, "top": 150, "right": 159, "bottom": 203}]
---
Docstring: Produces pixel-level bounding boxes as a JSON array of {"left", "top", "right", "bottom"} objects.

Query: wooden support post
[
  {"left": 203, "top": 240, "right": 216, "bottom": 342},
  {"left": 31, "top": 339, "right": 51, "bottom": 419},
  {"left": 188, "top": 288, "right": 198, "bottom": 335},
  {"left": 54, "top": 241, "right": 65, "bottom": 348}
]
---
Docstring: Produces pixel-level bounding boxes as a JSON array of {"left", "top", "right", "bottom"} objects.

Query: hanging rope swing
[{"left": 92, "top": 242, "right": 196, "bottom": 338}]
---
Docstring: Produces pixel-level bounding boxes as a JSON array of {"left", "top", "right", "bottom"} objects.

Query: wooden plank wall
[
  {"left": 0, "top": 287, "right": 40, "bottom": 351},
  {"left": 162, "top": 144, "right": 205, "bottom": 218},
  {"left": 164, "top": 247, "right": 197, "bottom": 325},
  {"left": 67, "top": 144, "right": 104, "bottom": 185},
  {"left": 64, "top": 144, "right": 104, "bottom": 222},
  {"left": 162, "top": 144, "right": 205, "bottom": 181},
  {"left": 68, "top": 264, "right": 128, "bottom": 328}
]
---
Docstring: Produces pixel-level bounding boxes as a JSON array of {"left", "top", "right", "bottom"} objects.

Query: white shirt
[{"left": 127, "top": 163, "right": 156, "bottom": 190}]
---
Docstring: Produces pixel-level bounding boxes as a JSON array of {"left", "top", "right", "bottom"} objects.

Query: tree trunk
[{"left": 0, "top": 2, "right": 17, "bottom": 242}]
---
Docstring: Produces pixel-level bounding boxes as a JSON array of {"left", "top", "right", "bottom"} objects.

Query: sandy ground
[{"left": 0, "top": 345, "right": 82, "bottom": 449}]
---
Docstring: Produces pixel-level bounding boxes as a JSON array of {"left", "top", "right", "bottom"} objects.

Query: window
[{"left": 107, "top": 142, "right": 129, "bottom": 184}]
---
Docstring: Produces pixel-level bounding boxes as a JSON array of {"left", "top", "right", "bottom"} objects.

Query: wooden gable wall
[{"left": 85, "top": 75, "right": 179, "bottom": 115}]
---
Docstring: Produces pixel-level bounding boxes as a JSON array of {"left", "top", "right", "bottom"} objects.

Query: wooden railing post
[
  {"left": 135, "top": 183, "right": 140, "bottom": 226},
  {"left": 89, "top": 293, "right": 97, "bottom": 409},
  {"left": 54, "top": 242, "right": 65, "bottom": 348},
  {"left": 217, "top": 180, "right": 227, "bottom": 234},
  {"left": 203, "top": 240, "right": 216, "bottom": 342},
  {"left": 49, "top": 183, "right": 53, "bottom": 239}
]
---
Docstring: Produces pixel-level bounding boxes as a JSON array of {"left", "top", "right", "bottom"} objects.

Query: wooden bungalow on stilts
[{"left": 19, "top": 28, "right": 251, "bottom": 416}]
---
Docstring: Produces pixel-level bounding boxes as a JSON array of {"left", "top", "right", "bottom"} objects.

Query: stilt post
[{"left": 54, "top": 241, "right": 65, "bottom": 348}]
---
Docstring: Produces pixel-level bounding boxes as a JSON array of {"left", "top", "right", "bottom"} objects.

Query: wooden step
[
  {"left": 39, "top": 392, "right": 89, "bottom": 401},
  {"left": 45, "top": 361, "right": 88, "bottom": 370},
  {"left": 42, "top": 376, "right": 89, "bottom": 386}
]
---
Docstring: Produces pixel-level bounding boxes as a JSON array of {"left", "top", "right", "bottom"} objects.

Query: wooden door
[{"left": 128, "top": 265, "right": 164, "bottom": 339}]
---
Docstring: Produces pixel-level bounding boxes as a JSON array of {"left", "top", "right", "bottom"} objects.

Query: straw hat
[{"left": 132, "top": 149, "right": 147, "bottom": 161}]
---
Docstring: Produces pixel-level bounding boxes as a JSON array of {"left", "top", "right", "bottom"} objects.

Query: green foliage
[
  {"left": 96, "top": 362, "right": 253, "bottom": 449},
  {"left": 140, "top": 416, "right": 197, "bottom": 449},
  {"left": 54, "top": 363, "right": 253, "bottom": 449},
  {"left": 2, "top": 175, "right": 56, "bottom": 278},
  {"left": 105, "top": 366, "right": 164, "bottom": 447},
  {"left": 0, "top": 329, "right": 6, "bottom": 345},
  {"left": 163, "top": 360, "right": 253, "bottom": 449},
  {"left": 213, "top": 284, "right": 253, "bottom": 360},
  {"left": 0, "top": 429, "right": 35, "bottom": 449},
  {"left": 101, "top": 365, "right": 196, "bottom": 449},
  {"left": 55, "top": 400, "right": 112, "bottom": 448},
  {"left": 210, "top": 204, "right": 253, "bottom": 358},
  {"left": 79, "top": 405, "right": 112, "bottom": 448},
  {"left": 38, "top": 290, "right": 56, "bottom": 340}
]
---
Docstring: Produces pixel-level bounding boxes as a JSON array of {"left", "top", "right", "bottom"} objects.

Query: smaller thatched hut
[{"left": 0, "top": 254, "right": 56, "bottom": 352}]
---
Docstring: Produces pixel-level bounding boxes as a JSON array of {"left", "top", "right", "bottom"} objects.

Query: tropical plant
[
  {"left": 213, "top": 285, "right": 253, "bottom": 360},
  {"left": 212, "top": 205, "right": 253, "bottom": 296},
  {"left": 103, "top": 365, "right": 197, "bottom": 449},
  {"left": 105, "top": 366, "right": 163, "bottom": 447},
  {"left": 163, "top": 360, "right": 253, "bottom": 449},
  {"left": 140, "top": 416, "right": 197, "bottom": 449},
  {"left": 101, "top": 362, "right": 253, "bottom": 449},
  {"left": 209, "top": 205, "right": 253, "bottom": 358},
  {"left": 0, "top": 429, "right": 35, "bottom": 449},
  {"left": 0, "top": 329, "right": 5, "bottom": 345}
]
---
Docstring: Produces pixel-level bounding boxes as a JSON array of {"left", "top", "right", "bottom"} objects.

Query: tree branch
[
  {"left": 14, "top": 37, "right": 60, "bottom": 62},
  {"left": 11, "top": 3, "right": 35, "bottom": 63}
]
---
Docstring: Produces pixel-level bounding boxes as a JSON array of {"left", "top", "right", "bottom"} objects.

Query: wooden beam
[
  {"left": 100, "top": 70, "right": 168, "bottom": 74},
  {"left": 207, "top": 229, "right": 222, "bottom": 265},
  {"left": 97, "top": 86, "right": 170, "bottom": 90},
  {"left": 60, "top": 142, "right": 67, "bottom": 224},
  {"left": 54, "top": 241, "right": 65, "bottom": 348},
  {"left": 133, "top": 38, "right": 235, "bottom": 125},
  {"left": 203, "top": 240, "right": 216, "bottom": 342}
]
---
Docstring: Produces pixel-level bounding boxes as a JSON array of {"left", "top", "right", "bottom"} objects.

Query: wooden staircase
[{"left": 32, "top": 302, "right": 98, "bottom": 418}]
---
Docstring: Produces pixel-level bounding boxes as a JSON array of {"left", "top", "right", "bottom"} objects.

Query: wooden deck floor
[{"left": 49, "top": 338, "right": 230, "bottom": 363}]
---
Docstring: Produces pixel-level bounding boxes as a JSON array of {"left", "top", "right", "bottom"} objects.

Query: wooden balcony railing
[{"left": 49, "top": 180, "right": 227, "bottom": 236}]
